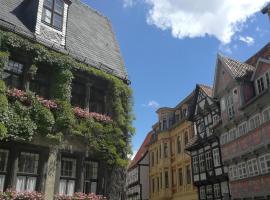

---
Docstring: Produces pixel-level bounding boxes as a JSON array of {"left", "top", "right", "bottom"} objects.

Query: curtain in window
[
  {"left": 67, "top": 180, "right": 75, "bottom": 196},
  {"left": 16, "top": 176, "right": 26, "bottom": 192},
  {"left": 59, "top": 180, "right": 66, "bottom": 195},
  {"left": 0, "top": 175, "right": 5, "bottom": 192},
  {"left": 91, "top": 182, "right": 97, "bottom": 193},
  {"left": 26, "top": 177, "right": 36, "bottom": 191}
]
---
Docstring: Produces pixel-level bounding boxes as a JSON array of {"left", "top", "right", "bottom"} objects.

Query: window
[
  {"left": 238, "top": 162, "right": 247, "bottom": 179},
  {"left": 160, "top": 173, "right": 162, "bottom": 189},
  {"left": 205, "top": 151, "right": 213, "bottom": 170},
  {"left": 238, "top": 122, "right": 248, "bottom": 137},
  {"left": 228, "top": 129, "right": 237, "bottom": 142},
  {"left": 172, "top": 169, "right": 176, "bottom": 186},
  {"left": 165, "top": 171, "right": 169, "bottom": 188},
  {"left": 89, "top": 88, "right": 105, "bottom": 114},
  {"left": 199, "top": 154, "right": 205, "bottom": 172},
  {"left": 257, "top": 77, "right": 265, "bottom": 94},
  {"left": 159, "top": 144, "right": 162, "bottom": 158},
  {"left": 42, "top": 0, "right": 64, "bottom": 30},
  {"left": 16, "top": 152, "right": 39, "bottom": 192},
  {"left": 226, "top": 94, "right": 235, "bottom": 120},
  {"left": 200, "top": 186, "right": 206, "bottom": 200},
  {"left": 214, "top": 184, "right": 221, "bottom": 198},
  {"left": 221, "top": 132, "right": 228, "bottom": 145},
  {"left": 84, "top": 161, "right": 98, "bottom": 194},
  {"left": 177, "top": 136, "right": 181, "bottom": 154},
  {"left": 157, "top": 177, "right": 159, "bottom": 192},
  {"left": 263, "top": 107, "right": 270, "bottom": 123},
  {"left": 178, "top": 168, "right": 183, "bottom": 186},
  {"left": 206, "top": 185, "right": 213, "bottom": 200},
  {"left": 164, "top": 143, "right": 168, "bottom": 158},
  {"left": 186, "top": 165, "right": 191, "bottom": 184},
  {"left": 192, "top": 156, "right": 199, "bottom": 174},
  {"left": 151, "top": 152, "right": 155, "bottom": 167},
  {"left": 3, "top": 60, "right": 23, "bottom": 89},
  {"left": 259, "top": 153, "right": 270, "bottom": 174},
  {"left": 247, "top": 158, "right": 259, "bottom": 177},
  {"left": 266, "top": 71, "right": 270, "bottom": 87},
  {"left": 232, "top": 165, "right": 239, "bottom": 180},
  {"left": 162, "top": 119, "right": 167, "bottom": 130},
  {"left": 30, "top": 67, "right": 50, "bottom": 99},
  {"left": 59, "top": 158, "right": 76, "bottom": 196},
  {"left": 249, "top": 114, "right": 261, "bottom": 130},
  {"left": 71, "top": 81, "right": 86, "bottom": 108},
  {"left": 0, "top": 150, "right": 9, "bottom": 192},
  {"left": 156, "top": 149, "right": 159, "bottom": 164},
  {"left": 152, "top": 178, "right": 155, "bottom": 193},
  {"left": 184, "top": 131, "right": 188, "bottom": 145},
  {"left": 213, "top": 148, "right": 221, "bottom": 167}
]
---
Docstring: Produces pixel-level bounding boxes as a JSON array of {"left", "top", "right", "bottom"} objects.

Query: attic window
[{"left": 42, "top": 0, "right": 64, "bottom": 30}]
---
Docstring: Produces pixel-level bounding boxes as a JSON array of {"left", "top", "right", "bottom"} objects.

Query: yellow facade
[{"left": 149, "top": 107, "right": 198, "bottom": 200}]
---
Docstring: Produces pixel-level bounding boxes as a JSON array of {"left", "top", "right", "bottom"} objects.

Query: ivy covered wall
[{"left": 0, "top": 30, "right": 135, "bottom": 167}]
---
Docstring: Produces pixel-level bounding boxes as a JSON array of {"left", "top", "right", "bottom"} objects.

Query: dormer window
[{"left": 42, "top": 0, "right": 64, "bottom": 30}]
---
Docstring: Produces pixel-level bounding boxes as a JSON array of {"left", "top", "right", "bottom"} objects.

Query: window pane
[
  {"left": 53, "top": 14, "right": 62, "bottom": 29},
  {"left": 54, "top": 0, "right": 64, "bottom": 14},
  {"left": 16, "top": 176, "right": 26, "bottom": 192},
  {"left": 42, "top": 8, "right": 52, "bottom": 24},
  {"left": 44, "top": 0, "right": 53, "bottom": 8},
  {"left": 67, "top": 180, "right": 75, "bottom": 196},
  {"left": 59, "top": 179, "right": 67, "bottom": 195},
  {"left": 0, "top": 175, "right": 5, "bottom": 192},
  {"left": 91, "top": 182, "right": 97, "bottom": 193},
  {"left": 0, "top": 150, "right": 8, "bottom": 172},
  {"left": 18, "top": 152, "right": 39, "bottom": 174},
  {"left": 61, "top": 158, "right": 76, "bottom": 178},
  {"left": 26, "top": 177, "right": 36, "bottom": 191}
]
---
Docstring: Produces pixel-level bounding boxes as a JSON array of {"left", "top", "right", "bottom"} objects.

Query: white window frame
[
  {"left": 232, "top": 165, "right": 238, "bottom": 180},
  {"left": 59, "top": 157, "right": 76, "bottom": 196},
  {"left": 249, "top": 114, "right": 261, "bottom": 131},
  {"left": 205, "top": 151, "right": 213, "bottom": 170},
  {"left": 199, "top": 154, "right": 205, "bottom": 172},
  {"left": 247, "top": 158, "right": 260, "bottom": 177},
  {"left": 238, "top": 162, "right": 247, "bottom": 179},
  {"left": 238, "top": 121, "right": 248, "bottom": 137},
  {"left": 0, "top": 149, "right": 9, "bottom": 192},
  {"left": 213, "top": 148, "right": 221, "bottom": 167},
  {"left": 228, "top": 129, "right": 237, "bottom": 142},
  {"left": 262, "top": 106, "right": 270, "bottom": 123},
  {"left": 214, "top": 183, "right": 221, "bottom": 198},
  {"left": 200, "top": 186, "right": 206, "bottom": 200},
  {"left": 256, "top": 76, "right": 266, "bottom": 94},
  {"left": 259, "top": 153, "right": 270, "bottom": 174},
  {"left": 192, "top": 156, "right": 199, "bottom": 174}
]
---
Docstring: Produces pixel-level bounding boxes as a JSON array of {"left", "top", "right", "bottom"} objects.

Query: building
[
  {"left": 0, "top": 0, "right": 132, "bottom": 199},
  {"left": 186, "top": 84, "right": 230, "bottom": 200},
  {"left": 126, "top": 131, "right": 152, "bottom": 200},
  {"left": 149, "top": 92, "right": 197, "bottom": 200},
  {"left": 213, "top": 44, "right": 270, "bottom": 199}
]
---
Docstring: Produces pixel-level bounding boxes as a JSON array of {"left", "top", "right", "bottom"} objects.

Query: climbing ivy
[{"left": 0, "top": 30, "right": 135, "bottom": 167}]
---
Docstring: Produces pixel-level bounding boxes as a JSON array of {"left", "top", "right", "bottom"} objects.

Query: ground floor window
[
  {"left": 206, "top": 185, "right": 213, "bottom": 200},
  {"left": 84, "top": 161, "right": 98, "bottom": 194},
  {"left": 213, "top": 184, "right": 220, "bottom": 198},
  {"left": 16, "top": 152, "right": 39, "bottom": 192},
  {"left": 200, "top": 186, "right": 206, "bottom": 200},
  {"left": 0, "top": 149, "right": 9, "bottom": 192},
  {"left": 59, "top": 158, "right": 76, "bottom": 196}
]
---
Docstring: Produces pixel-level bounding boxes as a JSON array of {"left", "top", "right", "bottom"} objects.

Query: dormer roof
[
  {"left": 0, "top": 0, "right": 128, "bottom": 80},
  {"left": 218, "top": 54, "right": 255, "bottom": 80}
]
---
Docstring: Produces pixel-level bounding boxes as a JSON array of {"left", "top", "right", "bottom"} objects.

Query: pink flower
[{"left": 73, "top": 107, "right": 113, "bottom": 123}]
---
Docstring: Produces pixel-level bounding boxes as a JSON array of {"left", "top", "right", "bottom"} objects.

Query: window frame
[
  {"left": 259, "top": 153, "right": 270, "bottom": 174},
  {"left": 83, "top": 161, "right": 99, "bottom": 194},
  {"left": 0, "top": 149, "right": 9, "bottom": 192},
  {"left": 247, "top": 158, "right": 259, "bottom": 177},
  {"left": 205, "top": 151, "right": 213, "bottom": 171},
  {"left": 249, "top": 114, "right": 261, "bottom": 131},
  {"left": 3, "top": 60, "right": 24, "bottom": 89},
  {"left": 226, "top": 94, "right": 235, "bottom": 120},
  {"left": 262, "top": 106, "right": 270, "bottom": 123},
  {"left": 192, "top": 156, "right": 199, "bottom": 174},
  {"left": 238, "top": 162, "right": 247, "bottom": 179},
  {"left": 42, "top": 0, "right": 64, "bottom": 31},
  {"left": 238, "top": 121, "right": 248, "bottom": 137},
  {"left": 16, "top": 152, "right": 40, "bottom": 192},
  {"left": 212, "top": 148, "right": 221, "bottom": 167},
  {"left": 59, "top": 157, "right": 77, "bottom": 196}
]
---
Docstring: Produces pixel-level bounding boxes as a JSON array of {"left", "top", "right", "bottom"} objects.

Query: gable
[
  {"left": 213, "top": 58, "right": 234, "bottom": 97},
  {"left": 194, "top": 87, "right": 214, "bottom": 116}
]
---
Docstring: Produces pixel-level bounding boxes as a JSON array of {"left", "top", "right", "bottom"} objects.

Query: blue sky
[{"left": 82, "top": 0, "right": 269, "bottom": 155}]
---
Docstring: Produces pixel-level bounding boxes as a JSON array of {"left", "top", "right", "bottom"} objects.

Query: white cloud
[
  {"left": 123, "top": 0, "right": 135, "bottom": 8},
  {"left": 143, "top": 0, "right": 268, "bottom": 44},
  {"left": 239, "top": 36, "right": 255, "bottom": 46},
  {"left": 147, "top": 100, "right": 160, "bottom": 108}
]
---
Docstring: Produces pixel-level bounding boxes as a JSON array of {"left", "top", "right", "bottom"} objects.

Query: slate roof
[
  {"left": 0, "top": 0, "right": 128, "bottom": 80},
  {"left": 218, "top": 54, "right": 255, "bottom": 80},
  {"left": 128, "top": 131, "right": 152, "bottom": 170}
]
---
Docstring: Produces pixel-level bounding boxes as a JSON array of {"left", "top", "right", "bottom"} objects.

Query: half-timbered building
[{"left": 186, "top": 84, "right": 230, "bottom": 200}]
